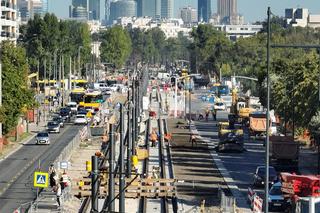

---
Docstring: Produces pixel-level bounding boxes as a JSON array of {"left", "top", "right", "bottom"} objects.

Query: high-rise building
[
  {"left": 198, "top": 0, "right": 211, "bottom": 22},
  {"left": 89, "top": 0, "right": 100, "bottom": 20},
  {"left": 42, "top": 0, "right": 48, "bottom": 14},
  {"left": 109, "top": 0, "right": 137, "bottom": 24},
  {"left": 180, "top": 6, "right": 197, "bottom": 24},
  {"left": 216, "top": 0, "right": 243, "bottom": 24},
  {"left": 142, "top": 0, "right": 160, "bottom": 18},
  {"left": 18, "top": 0, "right": 43, "bottom": 21},
  {"left": 136, "top": 0, "right": 142, "bottom": 17},
  {"left": 70, "top": 0, "right": 88, "bottom": 19},
  {"left": 161, "top": 0, "right": 173, "bottom": 18},
  {"left": 1, "top": 0, "right": 18, "bottom": 42}
]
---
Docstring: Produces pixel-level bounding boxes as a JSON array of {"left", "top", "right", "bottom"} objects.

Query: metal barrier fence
[
  {"left": 219, "top": 188, "right": 237, "bottom": 213},
  {"left": 13, "top": 131, "right": 82, "bottom": 213}
]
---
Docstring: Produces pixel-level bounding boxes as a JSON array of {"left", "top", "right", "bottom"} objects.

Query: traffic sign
[
  {"left": 86, "top": 111, "right": 92, "bottom": 118},
  {"left": 60, "top": 161, "right": 69, "bottom": 169},
  {"left": 33, "top": 172, "right": 49, "bottom": 188}
]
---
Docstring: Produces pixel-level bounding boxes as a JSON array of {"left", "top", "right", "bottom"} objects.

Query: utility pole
[
  {"left": 62, "top": 56, "right": 65, "bottom": 106},
  {"left": 119, "top": 104, "right": 125, "bottom": 212},
  {"left": 44, "top": 59, "right": 47, "bottom": 122},
  {"left": 265, "top": 7, "right": 271, "bottom": 213},
  {"left": 91, "top": 155, "right": 99, "bottom": 212},
  {"left": 127, "top": 98, "right": 132, "bottom": 177},
  {"left": 132, "top": 78, "right": 136, "bottom": 146},
  {"left": 108, "top": 124, "right": 115, "bottom": 212},
  {"left": 69, "top": 56, "right": 72, "bottom": 90},
  {"left": 37, "top": 60, "right": 40, "bottom": 125},
  {"left": 189, "top": 78, "right": 192, "bottom": 131},
  {"left": 78, "top": 46, "right": 83, "bottom": 78},
  {"left": 0, "top": 64, "right": 2, "bottom": 141}
]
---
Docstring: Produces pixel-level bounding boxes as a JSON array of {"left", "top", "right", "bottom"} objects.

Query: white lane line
[{"left": 191, "top": 122, "right": 251, "bottom": 211}]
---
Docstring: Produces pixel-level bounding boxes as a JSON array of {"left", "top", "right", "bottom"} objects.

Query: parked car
[
  {"left": 47, "top": 121, "right": 60, "bottom": 133},
  {"left": 214, "top": 102, "right": 226, "bottom": 110},
  {"left": 74, "top": 114, "right": 88, "bottom": 125},
  {"left": 268, "top": 182, "right": 287, "bottom": 211},
  {"left": 253, "top": 166, "right": 278, "bottom": 187},
  {"left": 35, "top": 132, "right": 50, "bottom": 145}
]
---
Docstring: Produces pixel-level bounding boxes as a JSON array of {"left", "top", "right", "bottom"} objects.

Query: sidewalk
[{"left": 0, "top": 120, "right": 46, "bottom": 161}]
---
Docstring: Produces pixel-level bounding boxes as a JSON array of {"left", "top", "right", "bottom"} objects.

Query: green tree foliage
[
  {"left": 100, "top": 26, "right": 132, "bottom": 68},
  {"left": 20, "top": 13, "right": 91, "bottom": 76},
  {"left": 186, "top": 19, "right": 320, "bottom": 131},
  {"left": 128, "top": 28, "right": 190, "bottom": 65},
  {"left": 0, "top": 42, "right": 35, "bottom": 135}
]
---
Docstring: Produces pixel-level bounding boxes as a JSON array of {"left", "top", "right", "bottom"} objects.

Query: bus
[
  {"left": 79, "top": 90, "right": 103, "bottom": 109},
  {"left": 72, "top": 79, "right": 88, "bottom": 89},
  {"left": 70, "top": 88, "right": 86, "bottom": 104}
]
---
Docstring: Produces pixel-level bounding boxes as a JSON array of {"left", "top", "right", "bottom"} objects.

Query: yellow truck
[{"left": 218, "top": 122, "right": 243, "bottom": 138}]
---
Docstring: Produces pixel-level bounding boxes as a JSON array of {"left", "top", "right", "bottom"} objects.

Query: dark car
[
  {"left": 268, "top": 182, "right": 287, "bottom": 211},
  {"left": 52, "top": 116, "right": 64, "bottom": 128},
  {"left": 47, "top": 121, "right": 60, "bottom": 133},
  {"left": 60, "top": 107, "right": 71, "bottom": 121},
  {"left": 217, "top": 133, "right": 244, "bottom": 153},
  {"left": 253, "top": 166, "right": 278, "bottom": 187}
]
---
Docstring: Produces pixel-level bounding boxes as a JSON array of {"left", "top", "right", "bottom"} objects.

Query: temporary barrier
[
  {"left": 247, "top": 187, "right": 256, "bottom": 207},
  {"left": 253, "top": 194, "right": 263, "bottom": 212}
]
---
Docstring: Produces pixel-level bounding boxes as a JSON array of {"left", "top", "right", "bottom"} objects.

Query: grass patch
[{"left": 7, "top": 132, "right": 32, "bottom": 143}]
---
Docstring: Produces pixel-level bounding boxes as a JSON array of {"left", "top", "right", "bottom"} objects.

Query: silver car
[{"left": 35, "top": 132, "right": 50, "bottom": 145}]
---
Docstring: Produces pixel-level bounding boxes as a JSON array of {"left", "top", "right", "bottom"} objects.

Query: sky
[{"left": 48, "top": 0, "right": 320, "bottom": 23}]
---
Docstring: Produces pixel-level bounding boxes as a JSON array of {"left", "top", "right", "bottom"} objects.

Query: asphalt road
[
  {"left": 189, "top": 89, "right": 268, "bottom": 209},
  {"left": 0, "top": 123, "right": 81, "bottom": 212}
]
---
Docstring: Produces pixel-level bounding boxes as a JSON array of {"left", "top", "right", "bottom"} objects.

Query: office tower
[
  {"left": 161, "top": 0, "right": 173, "bottom": 18},
  {"left": 136, "top": 0, "right": 142, "bottom": 17},
  {"left": 42, "top": 0, "right": 48, "bottom": 14},
  {"left": 217, "top": 0, "right": 236, "bottom": 18},
  {"left": 18, "top": 0, "right": 43, "bottom": 21},
  {"left": 72, "top": 0, "right": 88, "bottom": 8},
  {"left": 181, "top": 6, "right": 197, "bottom": 24},
  {"left": 89, "top": 0, "right": 100, "bottom": 20},
  {"left": 198, "top": 0, "right": 211, "bottom": 22},
  {"left": 109, "top": 0, "right": 137, "bottom": 24},
  {"left": 142, "top": 0, "right": 160, "bottom": 18},
  {"left": 216, "top": 0, "right": 243, "bottom": 24},
  {"left": 70, "top": 0, "right": 88, "bottom": 19}
]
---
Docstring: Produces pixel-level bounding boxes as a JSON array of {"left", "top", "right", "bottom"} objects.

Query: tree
[
  {"left": 100, "top": 26, "right": 132, "bottom": 68},
  {"left": 0, "top": 42, "right": 35, "bottom": 135},
  {"left": 20, "top": 14, "right": 92, "bottom": 77}
]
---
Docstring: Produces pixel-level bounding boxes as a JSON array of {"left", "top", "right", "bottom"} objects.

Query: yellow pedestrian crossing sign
[{"left": 34, "top": 171, "right": 49, "bottom": 188}]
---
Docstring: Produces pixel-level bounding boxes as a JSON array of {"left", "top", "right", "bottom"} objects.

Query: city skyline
[{"left": 49, "top": 0, "right": 320, "bottom": 23}]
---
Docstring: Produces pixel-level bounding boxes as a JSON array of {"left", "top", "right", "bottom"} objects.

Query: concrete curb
[
  {"left": 0, "top": 133, "right": 36, "bottom": 162},
  {"left": 190, "top": 122, "right": 251, "bottom": 212}
]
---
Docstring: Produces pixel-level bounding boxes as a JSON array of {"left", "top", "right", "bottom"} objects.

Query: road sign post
[{"left": 34, "top": 172, "right": 49, "bottom": 188}]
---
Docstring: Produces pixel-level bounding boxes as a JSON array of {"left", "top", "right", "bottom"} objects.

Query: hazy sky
[{"left": 48, "top": 0, "right": 320, "bottom": 23}]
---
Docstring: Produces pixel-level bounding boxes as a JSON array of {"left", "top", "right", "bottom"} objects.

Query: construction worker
[
  {"left": 212, "top": 109, "right": 217, "bottom": 121},
  {"left": 190, "top": 134, "right": 197, "bottom": 147},
  {"left": 205, "top": 108, "right": 210, "bottom": 122}
]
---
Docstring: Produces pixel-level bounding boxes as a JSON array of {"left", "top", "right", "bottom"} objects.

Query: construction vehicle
[
  {"left": 269, "top": 136, "right": 299, "bottom": 168},
  {"left": 281, "top": 172, "right": 320, "bottom": 212},
  {"left": 230, "top": 88, "right": 256, "bottom": 125},
  {"left": 218, "top": 122, "right": 243, "bottom": 138},
  {"left": 249, "top": 112, "right": 267, "bottom": 137}
]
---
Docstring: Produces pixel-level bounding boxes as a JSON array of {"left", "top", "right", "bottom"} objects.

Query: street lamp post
[
  {"left": 78, "top": 46, "right": 83, "bottom": 78},
  {"left": 173, "top": 74, "right": 200, "bottom": 118}
]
